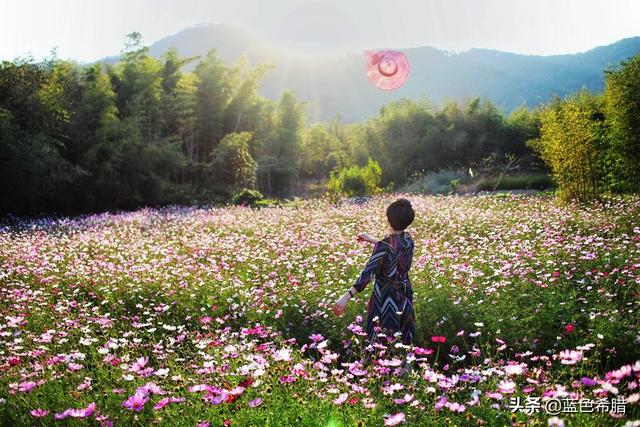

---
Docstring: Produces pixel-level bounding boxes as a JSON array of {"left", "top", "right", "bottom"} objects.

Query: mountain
[{"left": 106, "top": 23, "right": 640, "bottom": 122}]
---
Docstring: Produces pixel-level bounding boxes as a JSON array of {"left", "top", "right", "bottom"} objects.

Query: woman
[{"left": 332, "top": 198, "right": 416, "bottom": 346}]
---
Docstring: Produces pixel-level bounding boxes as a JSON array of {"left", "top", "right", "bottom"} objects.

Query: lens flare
[{"left": 364, "top": 50, "right": 410, "bottom": 91}]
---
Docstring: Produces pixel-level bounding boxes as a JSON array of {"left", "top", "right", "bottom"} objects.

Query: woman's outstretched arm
[{"left": 333, "top": 241, "right": 388, "bottom": 316}]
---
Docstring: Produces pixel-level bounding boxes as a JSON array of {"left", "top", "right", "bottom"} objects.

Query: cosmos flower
[
  {"left": 559, "top": 350, "right": 582, "bottom": 365},
  {"left": 30, "top": 409, "right": 49, "bottom": 417},
  {"left": 384, "top": 412, "right": 406, "bottom": 426},
  {"left": 497, "top": 380, "right": 516, "bottom": 394},
  {"left": 248, "top": 398, "right": 263, "bottom": 407},
  {"left": 122, "top": 392, "right": 149, "bottom": 412}
]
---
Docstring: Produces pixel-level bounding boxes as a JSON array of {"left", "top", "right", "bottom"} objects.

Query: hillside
[{"left": 100, "top": 24, "right": 640, "bottom": 121}]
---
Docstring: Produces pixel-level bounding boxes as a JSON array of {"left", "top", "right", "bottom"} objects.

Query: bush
[
  {"left": 326, "top": 158, "right": 382, "bottom": 197},
  {"left": 231, "top": 188, "right": 264, "bottom": 207}
]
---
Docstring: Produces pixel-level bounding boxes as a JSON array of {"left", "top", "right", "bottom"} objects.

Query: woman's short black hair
[{"left": 386, "top": 198, "right": 415, "bottom": 231}]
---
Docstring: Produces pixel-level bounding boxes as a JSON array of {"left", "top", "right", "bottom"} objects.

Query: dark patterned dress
[{"left": 353, "top": 232, "right": 415, "bottom": 345}]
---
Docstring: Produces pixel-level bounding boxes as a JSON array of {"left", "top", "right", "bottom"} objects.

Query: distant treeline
[{"left": 0, "top": 33, "right": 637, "bottom": 215}]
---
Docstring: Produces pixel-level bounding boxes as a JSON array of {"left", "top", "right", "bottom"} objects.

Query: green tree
[
  {"left": 529, "top": 90, "right": 606, "bottom": 202},
  {"left": 211, "top": 132, "right": 257, "bottom": 191},
  {"left": 263, "top": 91, "right": 305, "bottom": 195},
  {"left": 604, "top": 54, "right": 640, "bottom": 192},
  {"left": 194, "top": 50, "right": 232, "bottom": 162}
]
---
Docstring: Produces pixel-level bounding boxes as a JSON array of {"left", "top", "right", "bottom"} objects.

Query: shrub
[
  {"left": 231, "top": 188, "right": 264, "bottom": 206},
  {"left": 326, "top": 158, "right": 382, "bottom": 197}
]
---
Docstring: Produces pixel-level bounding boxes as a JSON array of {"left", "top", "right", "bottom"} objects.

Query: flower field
[{"left": 0, "top": 194, "right": 639, "bottom": 426}]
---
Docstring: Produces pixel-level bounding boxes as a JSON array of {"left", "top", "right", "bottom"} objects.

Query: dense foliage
[
  {"left": 0, "top": 34, "right": 544, "bottom": 216},
  {"left": 530, "top": 56, "right": 640, "bottom": 202},
  {"left": 1, "top": 32, "right": 639, "bottom": 215}
]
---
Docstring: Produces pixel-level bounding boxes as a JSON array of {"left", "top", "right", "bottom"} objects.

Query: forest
[{"left": 1, "top": 33, "right": 639, "bottom": 216}]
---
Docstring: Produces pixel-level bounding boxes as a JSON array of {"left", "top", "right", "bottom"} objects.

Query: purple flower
[
  {"left": 581, "top": 376, "right": 597, "bottom": 387},
  {"left": 18, "top": 381, "right": 37, "bottom": 393},
  {"left": 30, "top": 409, "right": 49, "bottom": 417},
  {"left": 435, "top": 395, "right": 448, "bottom": 411},
  {"left": 248, "top": 398, "right": 263, "bottom": 407},
  {"left": 309, "top": 333, "right": 324, "bottom": 342},
  {"left": 123, "top": 392, "right": 149, "bottom": 411},
  {"left": 393, "top": 394, "right": 414, "bottom": 404}
]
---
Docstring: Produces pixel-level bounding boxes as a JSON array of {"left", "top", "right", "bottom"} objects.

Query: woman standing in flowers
[{"left": 333, "top": 198, "right": 416, "bottom": 346}]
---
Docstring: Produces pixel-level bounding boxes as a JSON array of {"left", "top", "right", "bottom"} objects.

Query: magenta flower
[
  {"left": 153, "top": 397, "right": 184, "bottom": 410},
  {"left": 30, "top": 409, "right": 49, "bottom": 417},
  {"left": 122, "top": 392, "right": 149, "bottom": 411},
  {"left": 414, "top": 346, "right": 434, "bottom": 355},
  {"left": 384, "top": 412, "right": 406, "bottom": 426},
  {"left": 279, "top": 375, "right": 295, "bottom": 384},
  {"left": 69, "top": 402, "right": 96, "bottom": 418},
  {"left": 581, "top": 376, "right": 597, "bottom": 387}
]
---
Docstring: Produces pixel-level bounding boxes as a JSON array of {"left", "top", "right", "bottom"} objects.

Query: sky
[{"left": 1, "top": 0, "right": 639, "bottom": 62}]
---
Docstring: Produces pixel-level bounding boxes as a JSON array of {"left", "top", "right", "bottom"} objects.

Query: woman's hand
[
  {"left": 356, "top": 232, "right": 377, "bottom": 244},
  {"left": 332, "top": 292, "right": 351, "bottom": 317}
]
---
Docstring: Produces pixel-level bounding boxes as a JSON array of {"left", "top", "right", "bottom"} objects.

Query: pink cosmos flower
[
  {"left": 431, "top": 336, "right": 446, "bottom": 343},
  {"left": 413, "top": 347, "right": 434, "bottom": 355},
  {"left": 122, "top": 392, "right": 149, "bottom": 411},
  {"left": 130, "top": 356, "right": 149, "bottom": 373},
  {"left": 309, "top": 333, "right": 324, "bottom": 342},
  {"left": 18, "top": 381, "right": 37, "bottom": 393},
  {"left": 497, "top": 380, "right": 516, "bottom": 394},
  {"left": 349, "top": 362, "right": 367, "bottom": 376},
  {"left": 279, "top": 375, "right": 295, "bottom": 384},
  {"left": 333, "top": 393, "right": 348, "bottom": 405},
  {"left": 248, "top": 398, "right": 263, "bottom": 407},
  {"left": 136, "top": 381, "right": 166, "bottom": 396},
  {"left": 559, "top": 350, "right": 582, "bottom": 365},
  {"left": 445, "top": 401, "right": 466, "bottom": 412},
  {"left": 384, "top": 412, "right": 406, "bottom": 426},
  {"left": 393, "top": 394, "right": 414, "bottom": 404},
  {"left": 153, "top": 397, "right": 185, "bottom": 410},
  {"left": 434, "top": 395, "right": 448, "bottom": 411},
  {"left": 30, "top": 409, "right": 49, "bottom": 417},
  {"left": 68, "top": 402, "right": 96, "bottom": 418},
  {"left": 54, "top": 402, "right": 96, "bottom": 420},
  {"left": 503, "top": 363, "right": 525, "bottom": 375},
  {"left": 272, "top": 348, "right": 292, "bottom": 362}
]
